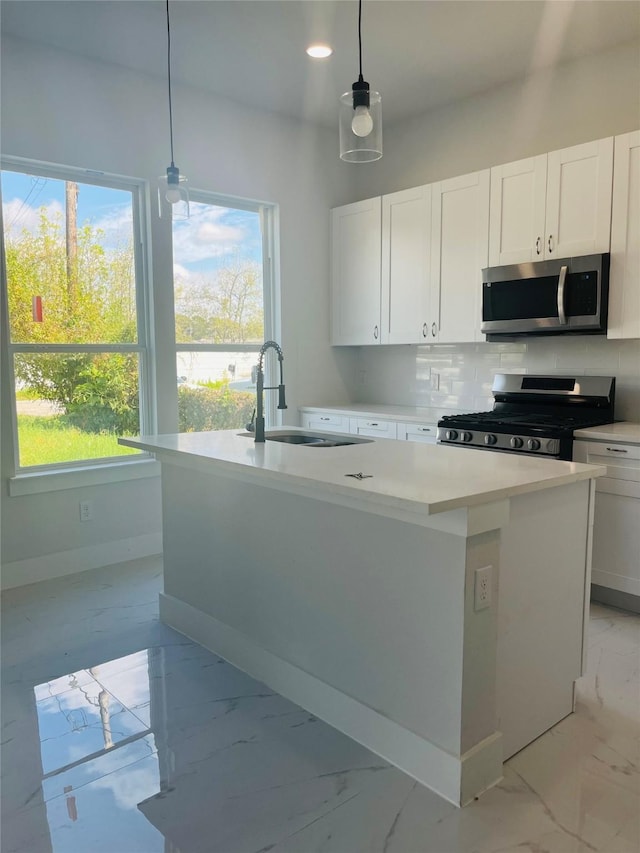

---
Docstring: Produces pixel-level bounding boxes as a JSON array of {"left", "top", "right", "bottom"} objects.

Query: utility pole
[{"left": 65, "top": 181, "right": 78, "bottom": 307}]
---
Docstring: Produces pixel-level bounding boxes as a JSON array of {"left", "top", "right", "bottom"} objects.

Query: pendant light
[
  {"left": 158, "top": 0, "right": 189, "bottom": 218},
  {"left": 339, "top": 0, "right": 382, "bottom": 162}
]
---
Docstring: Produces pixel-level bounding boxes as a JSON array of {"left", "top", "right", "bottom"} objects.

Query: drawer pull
[
  {"left": 320, "top": 417, "right": 330, "bottom": 421},
  {"left": 418, "top": 427, "right": 432, "bottom": 432},
  {"left": 606, "top": 447, "right": 628, "bottom": 453},
  {"left": 368, "top": 422, "right": 379, "bottom": 427}
]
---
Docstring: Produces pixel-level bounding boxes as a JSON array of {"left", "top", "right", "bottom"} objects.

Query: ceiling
[{"left": 2, "top": 1, "right": 639, "bottom": 127}]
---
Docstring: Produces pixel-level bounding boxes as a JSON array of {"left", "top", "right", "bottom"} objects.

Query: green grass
[{"left": 17, "top": 415, "right": 140, "bottom": 467}]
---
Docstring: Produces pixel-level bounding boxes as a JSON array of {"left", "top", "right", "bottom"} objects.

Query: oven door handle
[{"left": 557, "top": 265, "right": 568, "bottom": 325}]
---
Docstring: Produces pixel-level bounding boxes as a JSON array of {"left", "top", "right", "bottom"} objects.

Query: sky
[{"left": 1, "top": 169, "right": 264, "bottom": 282}]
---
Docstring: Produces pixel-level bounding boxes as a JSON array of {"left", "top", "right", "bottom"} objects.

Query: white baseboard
[
  {"left": 160, "top": 592, "right": 502, "bottom": 806},
  {"left": 592, "top": 569, "right": 640, "bottom": 597},
  {"left": 1, "top": 532, "right": 162, "bottom": 590}
]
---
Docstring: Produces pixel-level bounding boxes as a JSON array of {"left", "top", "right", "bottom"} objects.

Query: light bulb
[
  {"left": 165, "top": 187, "right": 182, "bottom": 204},
  {"left": 351, "top": 106, "right": 373, "bottom": 138}
]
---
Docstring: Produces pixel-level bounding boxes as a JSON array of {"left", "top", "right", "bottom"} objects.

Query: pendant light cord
[
  {"left": 166, "top": 0, "right": 175, "bottom": 167},
  {"left": 358, "top": 0, "right": 363, "bottom": 81}
]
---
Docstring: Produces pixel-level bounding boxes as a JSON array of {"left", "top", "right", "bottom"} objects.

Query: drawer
[
  {"left": 350, "top": 417, "right": 398, "bottom": 439},
  {"left": 301, "top": 412, "right": 350, "bottom": 433},
  {"left": 574, "top": 440, "right": 640, "bottom": 494},
  {"left": 398, "top": 422, "right": 438, "bottom": 444}
]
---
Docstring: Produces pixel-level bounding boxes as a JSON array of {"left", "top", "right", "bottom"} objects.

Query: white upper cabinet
[
  {"left": 608, "top": 130, "right": 640, "bottom": 340},
  {"left": 489, "top": 155, "right": 547, "bottom": 265},
  {"left": 331, "top": 197, "right": 382, "bottom": 345},
  {"left": 431, "top": 170, "right": 490, "bottom": 343},
  {"left": 489, "top": 137, "right": 614, "bottom": 265},
  {"left": 381, "top": 185, "right": 432, "bottom": 344},
  {"left": 546, "top": 138, "right": 613, "bottom": 258}
]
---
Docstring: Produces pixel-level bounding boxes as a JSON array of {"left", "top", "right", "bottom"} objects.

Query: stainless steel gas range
[{"left": 437, "top": 374, "right": 616, "bottom": 461}]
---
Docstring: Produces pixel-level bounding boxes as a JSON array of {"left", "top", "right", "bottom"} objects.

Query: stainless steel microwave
[{"left": 481, "top": 253, "right": 609, "bottom": 339}]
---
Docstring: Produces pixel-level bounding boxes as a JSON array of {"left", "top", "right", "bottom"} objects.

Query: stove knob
[
  {"left": 484, "top": 433, "right": 498, "bottom": 446},
  {"left": 445, "top": 430, "right": 459, "bottom": 441},
  {"left": 527, "top": 438, "right": 541, "bottom": 451},
  {"left": 461, "top": 431, "right": 473, "bottom": 443},
  {"left": 510, "top": 436, "right": 523, "bottom": 449}
]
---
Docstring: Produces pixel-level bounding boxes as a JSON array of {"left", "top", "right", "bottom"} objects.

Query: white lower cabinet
[
  {"left": 397, "top": 422, "right": 438, "bottom": 445},
  {"left": 574, "top": 439, "right": 640, "bottom": 603},
  {"left": 349, "top": 417, "right": 398, "bottom": 440},
  {"left": 300, "top": 412, "right": 350, "bottom": 433}
]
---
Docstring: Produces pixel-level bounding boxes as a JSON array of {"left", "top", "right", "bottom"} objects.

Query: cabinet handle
[
  {"left": 548, "top": 234, "right": 554, "bottom": 253},
  {"left": 605, "top": 447, "right": 628, "bottom": 453},
  {"left": 418, "top": 427, "right": 432, "bottom": 432},
  {"left": 320, "top": 417, "right": 330, "bottom": 421},
  {"left": 374, "top": 325, "right": 379, "bottom": 340},
  {"left": 431, "top": 322, "right": 438, "bottom": 337},
  {"left": 368, "top": 422, "right": 379, "bottom": 427},
  {"left": 536, "top": 237, "right": 541, "bottom": 255},
  {"left": 422, "top": 322, "right": 428, "bottom": 338}
]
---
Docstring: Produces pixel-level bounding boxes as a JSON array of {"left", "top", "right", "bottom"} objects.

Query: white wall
[
  {"left": 349, "top": 41, "right": 640, "bottom": 421},
  {"left": 0, "top": 35, "right": 358, "bottom": 579}
]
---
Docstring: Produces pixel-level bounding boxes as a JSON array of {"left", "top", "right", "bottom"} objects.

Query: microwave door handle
[{"left": 557, "top": 265, "right": 568, "bottom": 325}]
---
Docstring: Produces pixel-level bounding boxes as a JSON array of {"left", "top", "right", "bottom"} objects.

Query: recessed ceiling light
[{"left": 306, "top": 44, "right": 333, "bottom": 59}]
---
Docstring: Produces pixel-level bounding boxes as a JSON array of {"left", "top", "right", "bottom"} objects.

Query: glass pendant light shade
[
  {"left": 158, "top": 165, "right": 190, "bottom": 219},
  {"left": 339, "top": 86, "right": 382, "bottom": 162}
]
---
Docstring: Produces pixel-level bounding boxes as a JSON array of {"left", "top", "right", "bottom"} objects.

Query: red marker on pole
[{"left": 32, "top": 296, "right": 43, "bottom": 322}]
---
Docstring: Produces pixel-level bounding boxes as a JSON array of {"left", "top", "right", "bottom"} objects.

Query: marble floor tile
[{"left": 1, "top": 556, "right": 639, "bottom": 853}]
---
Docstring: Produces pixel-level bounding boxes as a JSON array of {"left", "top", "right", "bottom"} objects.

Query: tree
[
  {"left": 174, "top": 262, "right": 263, "bottom": 344},
  {"left": 6, "top": 206, "right": 139, "bottom": 433}
]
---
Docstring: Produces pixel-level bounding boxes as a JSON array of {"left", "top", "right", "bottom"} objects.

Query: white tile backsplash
[{"left": 353, "top": 338, "right": 640, "bottom": 420}]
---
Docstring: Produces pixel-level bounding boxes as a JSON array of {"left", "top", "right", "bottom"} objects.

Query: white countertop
[
  {"left": 299, "top": 403, "right": 467, "bottom": 423},
  {"left": 574, "top": 422, "right": 640, "bottom": 444},
  {"left": 120, "top": 428, "right": 605, "bottom": 517}
]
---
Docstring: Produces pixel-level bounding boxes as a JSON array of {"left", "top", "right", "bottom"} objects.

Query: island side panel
[
  {"left": 159, "top": 461, "right": 501, "bottom": 763},
  {"left": 496, "top": 479, "right": 591, "bottom": 759}
]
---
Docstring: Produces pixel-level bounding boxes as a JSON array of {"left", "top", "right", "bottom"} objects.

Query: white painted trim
[
  {"left": 159, "top": 592, "right": 503, "bottom": 806},
  {"left": 591, "top": 569, "right": 640, "bottom": 597},
  {"left": 8, "top": 459, "right": 161, "bottom": 496},
  {"left": 0, "top": 532, "right": 162, "bottom": 590}
]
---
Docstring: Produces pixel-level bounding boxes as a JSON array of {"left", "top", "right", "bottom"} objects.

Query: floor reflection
[{"left": 32, "top": 649, "right": 168, "bottom": 852}]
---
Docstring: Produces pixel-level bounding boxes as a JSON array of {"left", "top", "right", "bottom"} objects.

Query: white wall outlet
[
  {"left": 431, "top": 372, "right": 440, "bottom": 391},
  {"left": 474, "top": 565, "right": 492, "bottom": 611},
  {"left": 79, "top": 500, "right": 93, "bottom": 522}
]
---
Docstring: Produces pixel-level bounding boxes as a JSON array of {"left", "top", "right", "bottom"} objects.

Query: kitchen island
[{"left": 120, "top": 429, "right": 605, "bottom": 806}]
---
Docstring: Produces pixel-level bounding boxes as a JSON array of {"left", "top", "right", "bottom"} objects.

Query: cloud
[
  {"left": 2, "top": 198, "right": 63, "bottom": 239},
  {"left": 172, "top": 204, "right": 246, "bottom": 264}
]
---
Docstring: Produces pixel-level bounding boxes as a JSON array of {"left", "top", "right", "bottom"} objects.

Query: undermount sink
[{"left": 238, "top": 430, "right": 373, "bottom": 448}]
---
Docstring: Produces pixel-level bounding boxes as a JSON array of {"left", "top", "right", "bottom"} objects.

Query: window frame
[
  {"left": 1, "top": 155, "right": 156, "bottom": 477},
  {"left": 172, "top": 189, "right": 280, "bottom": 428}
]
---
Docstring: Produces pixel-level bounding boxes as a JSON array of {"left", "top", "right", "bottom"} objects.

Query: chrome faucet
[{"left": 250, "top": 341, "right": 287, "bottom": 442}]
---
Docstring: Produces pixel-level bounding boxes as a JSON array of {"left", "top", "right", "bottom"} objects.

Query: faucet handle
[
  {"left": 246, "top": 408, "right": 256, "bottom": 432},
  {"left": 277, "top": 385, "right": 287, "bottom": 410}
]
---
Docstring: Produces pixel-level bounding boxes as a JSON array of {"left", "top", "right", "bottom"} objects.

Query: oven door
[{"left": 481, "top": 253, "right": 609, "bottom": 337}]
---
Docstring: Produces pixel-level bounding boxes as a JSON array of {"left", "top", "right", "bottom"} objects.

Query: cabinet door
[
  {"left": 545, "top": 137, "right": 613, "bottom": 259},
  {"left": 489, "top": 155, "right": 547, "bottom": 265},
  {"left": 381, "top": 185, "right": 431, "bottom": 344},
  {"left": 608, "top": 131, "right": 640, "bottom": 340},
  {"left": 431, "top": 170, "right": 490, "bottom": 343},
  {"left": 331, "top": 198, "right": 382, "bottom": 345}
]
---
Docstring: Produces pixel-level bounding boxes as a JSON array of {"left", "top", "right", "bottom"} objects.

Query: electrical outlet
[
  {"left": 474, "top": 565, "right": 492, "bottom": 611},
  {"left": 79, "top": 500, "right": 93, "bottom": 522}
]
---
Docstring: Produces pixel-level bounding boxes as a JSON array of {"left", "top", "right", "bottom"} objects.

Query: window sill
[{"left": 8, "top": 457, "right": 161, "bottom": 496}]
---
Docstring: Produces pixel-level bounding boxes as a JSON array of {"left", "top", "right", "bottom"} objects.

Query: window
[
  {"left": 1, "top": 160, "right": 151, "bottom": 471},
  {"left": 172, "top": 193, "right": 277, "bottom": 432}
]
